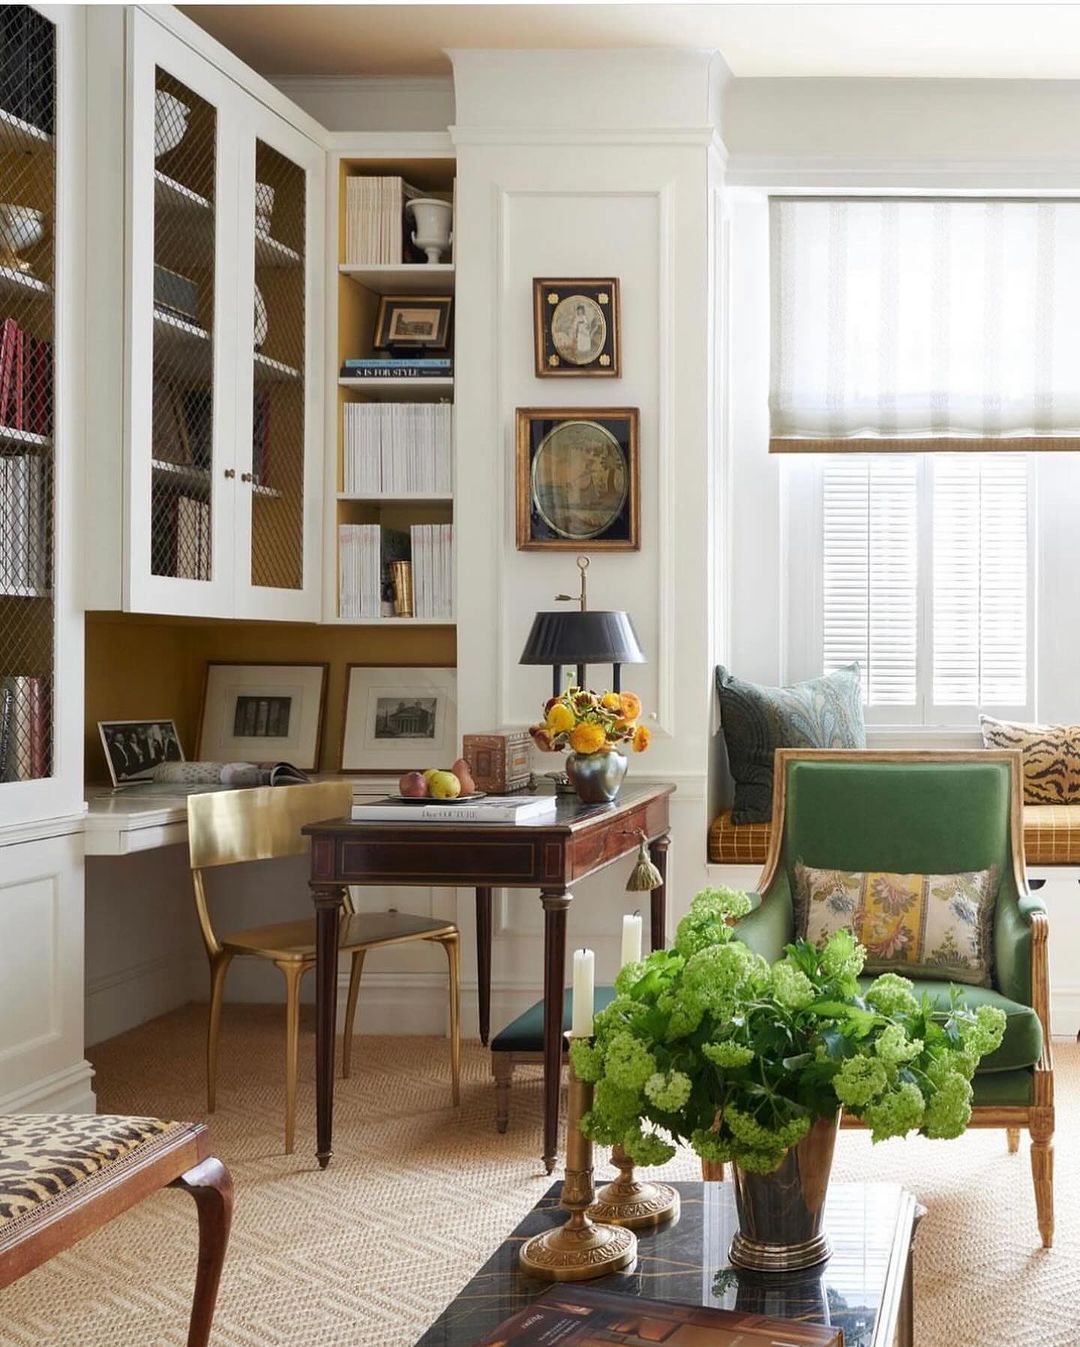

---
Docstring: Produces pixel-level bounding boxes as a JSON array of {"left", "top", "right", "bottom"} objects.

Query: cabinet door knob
[
  {"left": 223, "top": 468, "right": 236, "bottom": 479},
  {"left": 240, "top": 472, "right": 254, "bottom": 483}
]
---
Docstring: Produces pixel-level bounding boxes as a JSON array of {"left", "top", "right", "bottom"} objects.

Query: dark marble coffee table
[{"left": 416, "top": 1181, "right": 921, "bottom": 1347}]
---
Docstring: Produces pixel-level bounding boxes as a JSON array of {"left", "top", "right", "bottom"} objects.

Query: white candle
[
  {"left": 621, "top": 912, "right": 643, "bottom": 967},
  {"left": 571, "top": 948, "right": 595, "bottom": 1038}
]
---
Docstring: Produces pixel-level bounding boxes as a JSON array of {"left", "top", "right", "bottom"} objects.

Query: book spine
[
  {"left": 0, "top": 318, "right": 17, "bottom": 424},
  {"left": 341, "top": 366, "right": 451, "bottom": 379}
]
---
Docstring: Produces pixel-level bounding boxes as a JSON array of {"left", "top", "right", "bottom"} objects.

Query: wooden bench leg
[
  {"left": 170, "top": 1156, "right": 234, "bottom": 1347},
  {"left": 492, "top": 1052, "right": 513, "bottom": 1133},
  {"left": 1006, "top": 1127, "right": 1020, "bottom": 1154}
]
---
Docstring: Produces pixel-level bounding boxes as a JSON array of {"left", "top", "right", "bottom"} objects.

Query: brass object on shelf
[
  {"left": 587, "top": 1142, "right": 680, "bottom": 1230},
  {"left": 390, "top": 560, "right": 413, "bottom": 616},
  {"left": 519, "top": 1040, "right": 637, "bottom": 1281}
]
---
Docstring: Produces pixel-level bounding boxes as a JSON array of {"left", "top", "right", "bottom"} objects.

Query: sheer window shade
[{"left": 770, "top": 198, "right": 1080, "bottom": 452}]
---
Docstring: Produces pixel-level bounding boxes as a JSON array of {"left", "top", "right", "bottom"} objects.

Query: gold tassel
[{"left": 626, "top": 831, "right": 663, "bottom": 892}]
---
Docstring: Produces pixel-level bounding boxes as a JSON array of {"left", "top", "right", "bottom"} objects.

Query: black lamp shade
[{"left": 520, "top": 611, "right": 646, "bottom": 667}]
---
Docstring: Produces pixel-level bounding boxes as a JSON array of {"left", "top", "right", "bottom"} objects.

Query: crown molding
[
  {"left": 727, "top": 153, "right": 1080, "bottom": 190},
  {"left": 450, "top": 125, "right": 721, "bottom": 149}
]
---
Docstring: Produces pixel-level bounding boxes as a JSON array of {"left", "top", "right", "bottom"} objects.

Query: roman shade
[{"left": 770, "top": 196, "right": 1080, "bottom": 452}]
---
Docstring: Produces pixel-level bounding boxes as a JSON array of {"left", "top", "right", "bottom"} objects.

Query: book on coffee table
[
  {"left": 350, "top": 794, "right": 557, "bottom": 825},
  {"left": 472, "top": 1286, "right": 843, "bottom": 1346}
]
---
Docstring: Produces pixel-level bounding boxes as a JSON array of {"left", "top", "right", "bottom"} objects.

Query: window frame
[{"left": 782, "top": 451, "right": 1037, "bottom": 728}]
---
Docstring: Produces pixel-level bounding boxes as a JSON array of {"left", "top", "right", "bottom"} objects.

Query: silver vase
[
  {"left": 729, "top": 1112, "right": 839, "bottom": 1272},
  {"left": 565, "top": 750, "right": 628, "bottom": 804}
]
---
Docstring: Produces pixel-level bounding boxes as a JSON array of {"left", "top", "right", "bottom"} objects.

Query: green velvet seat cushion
[
  {"left": 856, "top": 977, "right": 1042, "bottom": 1073},
  {"left": 491, "top": 986, "right": 617, "bottom": 1052},
  {"left": 971, "top": 1069, "right": 1035, "bottom": 1108}
]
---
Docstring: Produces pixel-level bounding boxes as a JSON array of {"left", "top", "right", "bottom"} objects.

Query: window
[{"left": 816, "top": 453, "right": 1031, "bottom": 724}]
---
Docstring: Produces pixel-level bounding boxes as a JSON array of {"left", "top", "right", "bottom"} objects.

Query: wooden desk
[{"left": 303, "top": 782, "right": 674, "bottom": 1172}]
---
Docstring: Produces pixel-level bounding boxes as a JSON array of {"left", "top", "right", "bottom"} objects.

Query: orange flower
[
  {"left": 601, "top": 692, "right": 622, "bottom": 711},
  {"left": 619, "top": 692, "right": 643, "bottom": 721},
  {"left": 632, "top": 725, "right": 651, "bottom": 753},
  {"left": 546, "top": 702, "right": 574, "bottom": 734},
  {"left": 570, "top": 722, "right": 607, "bottom": 755}
]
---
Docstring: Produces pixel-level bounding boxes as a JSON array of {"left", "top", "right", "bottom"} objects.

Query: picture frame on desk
[
  {"left": 341, "top": 665, "right": 456, "bottom": 774},
  {"left": 197, "top": 662, "right": 328, "bottom": 773},
  {"left": 98, "top": 719, "right": 184, "bottom": 787}
]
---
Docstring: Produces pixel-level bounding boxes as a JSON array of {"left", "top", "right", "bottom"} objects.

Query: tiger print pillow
[{"left": 979, "top": 715, "right": 1080, "bottom": 805}]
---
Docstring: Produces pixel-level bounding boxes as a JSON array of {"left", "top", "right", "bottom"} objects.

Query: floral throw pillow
[{"left": 794, "top": 863, "right": 997, "bottom": 987}]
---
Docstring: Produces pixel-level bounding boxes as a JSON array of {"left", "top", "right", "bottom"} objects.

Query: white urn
[{"left": 406, "top": 197, "right": 453, "bottom": 264}]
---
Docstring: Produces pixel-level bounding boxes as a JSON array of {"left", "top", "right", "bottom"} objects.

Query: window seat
[{"left": 709, "top": 805, "right": 1080, "bottom": 868}]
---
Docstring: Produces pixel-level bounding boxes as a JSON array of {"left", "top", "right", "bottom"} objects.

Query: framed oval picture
[
  {"left": 516, "top": 407, "right": 639, "bottom": 551},
  {"left": 533, "top": 278, "right": 620, "bottom": 377}
]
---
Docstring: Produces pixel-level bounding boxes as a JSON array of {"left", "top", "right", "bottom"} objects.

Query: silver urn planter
[{"left": 565, "top": 749, "right": 627, "bottom": 804}]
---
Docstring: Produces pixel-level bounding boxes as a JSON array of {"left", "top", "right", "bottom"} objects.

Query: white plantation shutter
[
  {"left": 932, "top": 455, "right": 1028, "bottom": 708},
  {"left": 823, "top": 457, "right": 918, "bottom": 708},
  {"left": 771, "top": 197, "right": 1080, "bottom": 451}
]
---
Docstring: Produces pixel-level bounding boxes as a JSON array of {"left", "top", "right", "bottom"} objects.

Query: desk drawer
[{"left": 336, "top": 836, "right": 542, "bottom": 885}]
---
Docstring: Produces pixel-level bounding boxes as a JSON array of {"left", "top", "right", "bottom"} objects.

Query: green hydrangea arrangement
[{"left": 570, "top": 886, "right": 1007, "bottom": 1174}]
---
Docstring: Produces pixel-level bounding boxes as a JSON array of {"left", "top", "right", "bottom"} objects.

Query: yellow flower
[
  {"left": 632, "top": 725, "right": 651, "bottom": 753},
  {"left": 546, "top": 703, "right": 574, "bottom": 734},
  {"left": 570, "top": 722, "right": 607, "bottom": 755},
  {"left": 601, "top": 692, "right": 622, "bottom": 711},
  {"left": 619, "top": 692, "right": 643, "bottom": 721}
]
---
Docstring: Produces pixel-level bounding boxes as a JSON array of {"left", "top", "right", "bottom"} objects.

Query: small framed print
[
  {"left": 197, "top": 662, "right": 328, "bottom": 772},
  {"left": 373, "top": 295, "right": 453, "bottom": 351},
  {"left": 533, "top": 278, "right": 620, "bottom": 377},
  {"left": 516, "top": 407, "right": 639, "bottom": 552},
  {"left": 98, "top": 719, "right": 184, "bottom": 787},
  {"left": 341, "top": 665, "right": 456, "bottom": 774}
]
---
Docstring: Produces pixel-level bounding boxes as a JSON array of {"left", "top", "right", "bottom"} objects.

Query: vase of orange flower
[{"left": 529, "top": 687, "right": 651, "bottom": 804}]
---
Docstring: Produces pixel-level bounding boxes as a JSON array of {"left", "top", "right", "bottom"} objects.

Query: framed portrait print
[
  {"left": 516, "top": 407, "right": 639, "bottom": 552},
  {"left": 341, "top": 665, "right": 457, "bottom": 774},
  {"left": 373, "top": 295, "right": 453, "bottom": 351},
  {"left": 98, "top": 719, "right": 184, "bottom": 787},
  {"left": 533, "top": 278, "right": 620, "bottom": 377},
  {"left": 197, "top": 662, "right": 328, "bottom": 771}
]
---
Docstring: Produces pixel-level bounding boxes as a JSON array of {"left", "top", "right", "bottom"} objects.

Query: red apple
[{"left": 399, "top": 771, "right": 428, "bottom": 798}]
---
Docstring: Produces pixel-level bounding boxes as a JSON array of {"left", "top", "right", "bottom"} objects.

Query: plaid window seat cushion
[
  {"left": 0, "top": 1115, "right": 182, "bottom": 1227},
  {"left": 709, "top": 804, "right": 1080, "bottom": 869}
]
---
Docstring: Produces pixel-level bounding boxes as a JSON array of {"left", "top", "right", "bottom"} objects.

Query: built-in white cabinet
[{"left": 85, "top": 7, "right": 325, "bottom": 621}]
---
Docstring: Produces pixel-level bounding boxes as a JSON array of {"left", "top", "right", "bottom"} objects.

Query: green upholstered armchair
[{"left": 734, "top": 749, "right": 1054, "bottom": 1248}]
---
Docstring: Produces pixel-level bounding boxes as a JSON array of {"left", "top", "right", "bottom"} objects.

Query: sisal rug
[{"left": 3, "top": 1005, "right": 1079, "bottom": 1346}]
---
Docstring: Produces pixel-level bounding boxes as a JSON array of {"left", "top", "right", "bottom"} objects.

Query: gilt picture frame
[
  {"left": 515, "top": 406, "right": 639, "bottom": 551},
  {"left": 533, "top": 278, "right": 621, "bottom": 377},
  {"left": 373, "top": 294, "right": 453, "bottom": 351}
]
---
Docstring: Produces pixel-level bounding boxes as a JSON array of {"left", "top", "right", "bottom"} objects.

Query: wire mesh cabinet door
[
  {"left": 232, "top": 106, "right": 324, "bottom": 622},
  {"left": 0, "top": 3, "right": 85, "bottom": 827},
  {"left": 124, "top": 9, "right": 241, "bottom": 618}
]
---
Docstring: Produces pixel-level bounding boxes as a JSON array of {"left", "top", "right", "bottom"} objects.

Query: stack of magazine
[
  {"left": 342, "top": 402, "right": 452, "bottom": 495},
  {"left": 343, "top": 175, "right": 423, "bottom": 265}
]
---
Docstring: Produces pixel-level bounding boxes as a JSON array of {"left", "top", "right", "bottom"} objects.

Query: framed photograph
[
  {"left": 373, "top": 295, "right": 453, "bottom": 351},
  {"left": 98, "top": 719, "right": 184, "bottom": 787},
  {"left": 533, "top": 278, "right": 620, "bottom": 377},
  {"left": 341, "top": 665, "right": 456, "bottom": 774},
  {"left": 516, "top": 407, "right": 640, "bottom": 551},
  {"left": 197, "top": 663, "right": 328, "bottom": 771}
]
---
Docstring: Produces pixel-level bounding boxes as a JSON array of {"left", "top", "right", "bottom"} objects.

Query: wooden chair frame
[
  {"left": 754, "top": 749, "right": 1054, "bottom": 1247},
  {"left": 0, "top": 1122, "right": 232, "bottom": 1346}
]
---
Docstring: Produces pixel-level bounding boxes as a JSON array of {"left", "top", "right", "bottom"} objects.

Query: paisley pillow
[
  {"left": 716, "top": 664, "right": 865, "bottom": 823},
  {"left": 794, "top": 863, "right": 997, "bottom": 987}
]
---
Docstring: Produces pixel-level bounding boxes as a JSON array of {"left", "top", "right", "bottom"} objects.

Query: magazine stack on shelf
[
  {"left": 343, "top": 176, "right": 423, "bottom": 264},
  {"left": 0, "top": 453, "right": 48, "bottom": 595},
  {"left": 343, "top": 402, "right": 452, "bottom": 495},
  {"left": 340, "top": 357, "right": 452, "bottom": 380},
  {"left": 409, "top": 522, "right": 453, "bottom": 619}
]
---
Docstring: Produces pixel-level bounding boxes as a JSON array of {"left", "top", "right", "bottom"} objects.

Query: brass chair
[{"left": 187, "top": 782, "right": 461, "bottom": 1152}]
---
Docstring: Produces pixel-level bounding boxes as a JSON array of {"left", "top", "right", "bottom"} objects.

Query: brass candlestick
[
  {"left": 588, "top": 1142, "right": 680, "bottom": 1229},
  {"left": 519, "top": 1039, "right": 638, "bottom": 1281}
]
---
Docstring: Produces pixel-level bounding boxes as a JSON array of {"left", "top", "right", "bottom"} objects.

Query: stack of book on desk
[{"left": 351, "top": 794, "right": 556, "bottom": 825}]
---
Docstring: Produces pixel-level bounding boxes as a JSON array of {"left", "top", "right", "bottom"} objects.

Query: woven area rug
[{"left": 4, "top": 1005, "right": 1079, "bottom": 1346}]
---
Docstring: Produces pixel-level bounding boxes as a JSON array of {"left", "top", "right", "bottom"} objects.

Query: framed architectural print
[
  {"left": 516, "top": 407, "right": 639, "bottom": 551},
  {"left": 197, "top": 662, "right": 328, "bottom": 771},
  {"left": 341, "top": 665, "right": 457, "bottom": 774},
  {"left": 373, "top": 295, "right": 453, "bottom": 351},
  {"left": 98, "top": 719, "right": 184, "bottom": 787},
  {"left": 533, "top": 278, "right": 620, "bottom": 377}
]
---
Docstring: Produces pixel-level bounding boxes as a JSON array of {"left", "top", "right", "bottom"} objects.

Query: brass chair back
[{"left": 187, "top": 781, "right": 353, "bottom": 957}]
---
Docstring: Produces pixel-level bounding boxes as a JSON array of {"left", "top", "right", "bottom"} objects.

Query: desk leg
[
  {"left": 476, "top": 886, "right": 493, "bottom": 1046},
  {"left": 650, "top": 832, "right": 670, "bottom": 952},
  {"left": 540, "top": 888, "right": 571, "bottom": 1175},
  {"left": 311, "top": 883, "right": 345, "bottom": 1170}
]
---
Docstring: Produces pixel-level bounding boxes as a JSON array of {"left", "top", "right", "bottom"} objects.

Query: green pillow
[{"left": 716, "top": 664, "right": 865, "bottom": 824}]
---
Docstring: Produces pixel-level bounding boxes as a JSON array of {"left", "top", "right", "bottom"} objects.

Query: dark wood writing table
[{"left": 303, "top": 782, "right": 674, "bottom": 1172}]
